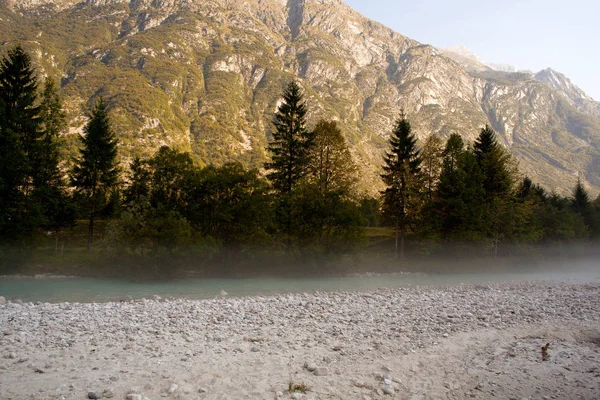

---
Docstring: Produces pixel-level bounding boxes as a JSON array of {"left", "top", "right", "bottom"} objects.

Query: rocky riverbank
[{"left": 1, "top": 282, "right": 599, "bottom": 399}]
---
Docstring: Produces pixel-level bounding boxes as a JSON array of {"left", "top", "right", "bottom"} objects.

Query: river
[{"left": 1, "top": 258, "right": 599, "bottom": 303}]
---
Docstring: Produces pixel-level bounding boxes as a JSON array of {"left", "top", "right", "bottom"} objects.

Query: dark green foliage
[
  {"left": 433, "top": 145, "right": 487, "bottom": 241},
  {"left": 0, "top": 46, "right": 41, "bottom": 240},
  {"left": 290, "top": 183, "right": 363, "bottom": 260},
  {"left": 265, "top": 81, "right": 314, "bottom": 195},
  {"left": 287, "top": 119, "right": 364, "bottom": 259},
  {"left": 187, "top": 162, "right": 273, "bottom": 248},
  {"left": 381, "top": 111, "right": 422, "bottom": 259},
  {"left": 571, "top": 179, "right": 590, "bottom": 214},
  {"left": 474, "top": 124, "right": 514, "bottom": 198},
  {"left": 71, "top": 98, "right": 120, "bottom": 250},
  {"left": 0, "top": 47, "right": 74, "bottom": 242},
  {"left": 147, "top": 146, "right": 195, "bottom": 212},
  {"left": 359, "top": 197, "right": 380, "bottom": 227},
  {"left": 119, "top": 147, "right": 273, "bottom": 270},
  {"left": 307, "top": 120, "right": 358, "bottom": 194},
  {"left": 33, "top": 78, "right": 76, "bottom": 232}
]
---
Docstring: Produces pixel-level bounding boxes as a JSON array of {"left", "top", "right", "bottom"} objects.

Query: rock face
[{"left": 1, "top": 0, "right": 599, "bottom": 193}]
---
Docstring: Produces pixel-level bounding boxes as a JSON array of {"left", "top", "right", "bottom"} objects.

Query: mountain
[
  {"left": 440, "top": 46, "right": 490, "bottom": 73},
  {"left": 535, "top": 68, "right": 600, "bottom": 118},
  {"left": 1, "top": 0, "right": 600, "bottom": 195}
]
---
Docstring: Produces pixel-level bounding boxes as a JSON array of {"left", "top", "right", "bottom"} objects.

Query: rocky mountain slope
[{"left": 1, "top": 0, "right": 600, "bottom": 194}]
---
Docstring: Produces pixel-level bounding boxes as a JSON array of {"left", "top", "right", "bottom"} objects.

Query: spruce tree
[
  {"left": 473, "top": 125, "right": 517, "bottom": 254},
  {"left": 571, "top": 178, "right": 590, "bottom": 214},
  {"left": 474, "top": 124, "right": 513, "bottom": 197},
  {"left": 265, "top": 81, "right": 314, "bottom": 249},
  {"left": 265, "top": 81, "right": 314, "bottom": 195},
  {"left": 0, "top": 46, "right": 41, "bottom": 239},
  {"left": 71, "top": 98, "right": 120, "bottom": 251},
  {"left": 381, "top": 111, "right": 422, "bottom": 260}
]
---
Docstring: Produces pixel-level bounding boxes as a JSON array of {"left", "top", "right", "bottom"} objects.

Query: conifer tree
[
  {"left": 71, "top": 98, "right": 120, "bottom": 251},
  {"left": 0, "top": 46, "right": 41, "bottom": 239},
  {"left": 265, "top": 81, "right": 314, "bottom": 195},
  {"left": 474, "top": 124, "right": 513, "bottom": 197},
  {"left": 381, "top": 111, "right": 422, "bottom": 260},
  {"left": 265, "top": 81, "right": 314, "bottom": 249},
  {"left": 571, "top": 178, "right": 590, "bottom": 214},
  {"left": 473, "top": 125, "right": 517, "bottom": 254}
]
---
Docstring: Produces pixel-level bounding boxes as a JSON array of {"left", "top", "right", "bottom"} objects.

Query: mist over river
[{"left": 1, "top": 258, "right": 599, "bottom": 303}]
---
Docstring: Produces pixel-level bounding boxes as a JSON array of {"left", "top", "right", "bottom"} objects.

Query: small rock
[
  {"left": 152, "top": 295, "right": 162, "bottom": 300},
  {"left": 0, "top": 296, "right": 6, "bottom": 305},
  {"left": 313, "top": 367, "right": 328, "bottom": 376},
  {"left": 292, "top": 393, "right": 303, "bottom": 400},
  {"left": 333, "top": 345, "right": 343, "bottom": 351},
  {"left": 250, "top": 346, "right": 260, "bottom": 352},
  {"left": 126, "top": 395, "right": 143, "bottom": 400},
  {"left": 375, "top": 389, "right": 384, "bottom": 396},
  {"left": 305, "top": 363, "right": 317, "bottom": 372},
  {"left": 382, "top": 384, "right": 395, "bottom": 395},
  {"left": 275, "top": 390, "right": 284, "bottom": 398},
  {"left": 87, "top": 392, "right": 100, "bottom": 399},
  {"left": 109, "top": 376, "right": 119, "bottom": 382},
  {"left": 167, "top": 383, "right": 179, "bottom": 394},
  {"left": 103, "top": 389, "right": 115, "bottom": 398},
  {"left": 198, "top": 387, "right": 208, "bottom": 393},
  {"left": 219, "top": 290, "right": 228, "bottom": 297}
]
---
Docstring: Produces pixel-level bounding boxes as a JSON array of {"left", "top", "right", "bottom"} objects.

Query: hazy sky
[{"left": 344, "top": 0, "right": 600, "bottom": 100}]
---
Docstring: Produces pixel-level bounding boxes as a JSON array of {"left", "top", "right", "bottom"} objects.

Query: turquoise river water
[{"left": 1, "top": 258, "right": 599, "bottom": 303}]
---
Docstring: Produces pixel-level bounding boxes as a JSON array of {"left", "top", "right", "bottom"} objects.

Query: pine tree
[
  {"left": 265, "top": 81, "right": 315, "bottom": 249},
  {"left": 474, "top": 124, "right": 513, "bottom": 197},
  {"left": 71, "top": 98, "right": 120, "bottom": 251},
  {"left": 381, "top": 111, "right": 422, "bottom": 260},
  {"left": 434, "top": 140, "right": 487, "bottom": 242},
  {"left": 473, "top": 125, "right": 517, "bottom": 254},
  {"left": 0, "top": 46, "right": 41, "bottom": 239},
  {"left": 265, "top": 81, "right": 314, "bottom": 195},
  {"left": 571, "top": 178, "right": 590, "bottom": 214}
]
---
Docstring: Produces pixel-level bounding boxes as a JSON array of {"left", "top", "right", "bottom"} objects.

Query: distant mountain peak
[{"left": 534, "top": 68, "right": 594, "bottom": 102}]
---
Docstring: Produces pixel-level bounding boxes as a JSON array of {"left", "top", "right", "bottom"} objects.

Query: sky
[{"left": 344, "top": 0, "right": 600, "bottom": 100}]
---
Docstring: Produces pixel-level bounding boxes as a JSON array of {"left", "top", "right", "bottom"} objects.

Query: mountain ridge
[{"left": 1, "top": 0, "right": 599, "bottom": 195}]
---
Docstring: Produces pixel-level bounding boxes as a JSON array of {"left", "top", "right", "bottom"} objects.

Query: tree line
[
  {"left": 1, "top": 46, "right": 599, "bottom": 275},
  {"left": 381, "top": 113, "right": 600, "bottom": 258}
]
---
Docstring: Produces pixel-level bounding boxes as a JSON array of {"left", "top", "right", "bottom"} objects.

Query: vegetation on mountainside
[{"left": 3, "top": 0, "right": 599, "bottom": 197}]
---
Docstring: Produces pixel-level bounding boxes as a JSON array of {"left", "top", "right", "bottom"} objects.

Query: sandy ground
[{"left": 0, "top": 282, "right": 599, "bottom": 400}]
